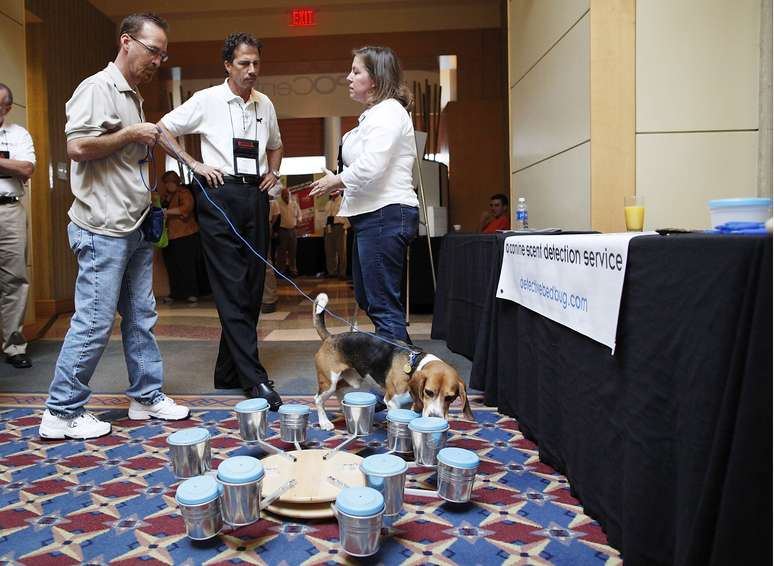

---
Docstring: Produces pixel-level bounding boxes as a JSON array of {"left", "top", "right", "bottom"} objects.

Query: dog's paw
[{"left": 318, "top": 420, "right": 335, "bottom": 431}]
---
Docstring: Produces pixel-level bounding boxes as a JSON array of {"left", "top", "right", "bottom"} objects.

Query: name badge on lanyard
[{"left": 233, "top": 138, "right": 260, "bottom": 176}]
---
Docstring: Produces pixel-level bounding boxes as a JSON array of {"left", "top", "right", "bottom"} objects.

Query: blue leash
[{"left": 144, "top": 131, "right": 418, "bottom": 355}]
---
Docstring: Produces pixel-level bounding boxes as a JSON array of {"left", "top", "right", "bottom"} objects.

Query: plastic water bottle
[{"left": 515, "top": 197, "right": 528, "bottom": 230}]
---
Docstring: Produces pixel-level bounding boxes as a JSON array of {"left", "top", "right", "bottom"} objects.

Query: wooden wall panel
[
  {"left": 444, "top": 100, "right": 508, "bottom": 231},
  {"left": 154, "top": 28, "right": 506, "bottom": 111},
  {"left": 278, "top": 118, "right": 324, "bottom": 158},
  {"left": 26, "top": 0, "right": 119, "bottom": 304},
  {"left": 590, "top": 0, "right": 634, "bottom": 233}
]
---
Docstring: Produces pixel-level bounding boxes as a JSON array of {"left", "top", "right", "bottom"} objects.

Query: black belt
[
  {"left": 194, "top": 173, "right": 262, "bottom": 186},
  {"left": 0, "top": 196, "right": 20, "bottom": 205}
]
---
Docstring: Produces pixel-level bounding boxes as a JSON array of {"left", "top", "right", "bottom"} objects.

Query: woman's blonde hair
[{"left": 353, "top": 46, "right": 413, "bottom": 110}]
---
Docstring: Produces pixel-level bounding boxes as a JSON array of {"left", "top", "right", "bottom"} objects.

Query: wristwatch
[{"left": 271, "top": 170, "right": 281, "bottom": 179}]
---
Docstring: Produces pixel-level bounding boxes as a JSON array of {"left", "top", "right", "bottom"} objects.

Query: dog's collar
[{"left": 403, "top": 352, "right": 440, "bottom": 375}]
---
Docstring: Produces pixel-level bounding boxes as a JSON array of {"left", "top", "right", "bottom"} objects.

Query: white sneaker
[
  {"left": 128, "top": 395, "right": 190, "bottom": 421},
  {"left": 39, "top": 409, "right": 111, "bottom": 440}
]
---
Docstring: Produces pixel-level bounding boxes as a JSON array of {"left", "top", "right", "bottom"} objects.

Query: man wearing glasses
[
  {"left": 0, "top": 83, "right": 35, "bottom": 370},
  {"left": 157, "top": 32, "right": 284, "bottom": 410},
  {"left": 40, "top": 13, "right": 189, "bottom": 440}
]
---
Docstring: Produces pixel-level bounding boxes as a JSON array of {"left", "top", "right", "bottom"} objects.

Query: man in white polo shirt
[
  {"left": 0, "top": 83, "right": 34, "bottom": 369},
  {"left": 158, "top": 32, "right": 284, "bottom": 410},
  {"left": 40, "top": 13, "right": 189, "bottom": 441}
]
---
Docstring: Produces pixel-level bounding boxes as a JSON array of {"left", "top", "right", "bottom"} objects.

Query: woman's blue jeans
[{"left": 349, "top": 204, "right": 419, "bottom": 342}]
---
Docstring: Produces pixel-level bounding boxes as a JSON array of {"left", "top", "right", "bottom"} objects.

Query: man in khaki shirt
[{"left": 40, "top": 13, "right": 189, "bottom": 441}]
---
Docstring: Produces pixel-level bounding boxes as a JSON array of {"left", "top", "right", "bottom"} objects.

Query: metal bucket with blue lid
[
  {"left": 235, "top": 397, "right": 269, "bottom": 441},
  {"left": 166, "top": 427, "right": 211, "bottom": 479},
  {"left": 408, "top": 417, "right": 449, "bottom": 466},
  {"left": 334, "top": 487, "right": 385, "bottom": 557},
  {"left": 278, "top": 403, "right": 310, "bottom": 443},
  {"left": 175, "top": 475, "right": 223, "bottom": 539},
  {"left": 436, "top": 447, "right": 479, "bottom": 503},
  {"left": 342, "top": 391, "right": 377, "bottom": 437},
  {"left": 359, "top": 453, "right": 409, "bottom": 517},
  {"left": 386, "top": 408, "right": 420, "bottom": 454},
  {"left": 216, "top": 456, "right": 265, "bottom": 526}
]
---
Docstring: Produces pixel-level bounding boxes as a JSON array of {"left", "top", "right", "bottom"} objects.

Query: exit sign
[{"left": 290, "top": 8, "right": 315, "bottom": 27}]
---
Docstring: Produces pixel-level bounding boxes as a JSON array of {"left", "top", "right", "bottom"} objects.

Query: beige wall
[
  {"left": 0, "top": 0, "right": 33, "bottom": 325},
  {"left": 509, "top": 0, "right": 591, "bottom": 230},
  {"left": 508, "top": 0, "right": 767, "bottom": 232},
  {"left": 636, "top": 0, "right": 763, "bottom": 230}
]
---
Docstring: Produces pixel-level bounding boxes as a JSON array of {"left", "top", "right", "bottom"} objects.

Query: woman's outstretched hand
[{"left": 309, "top": 169, "right": 344, "bottom": 197}]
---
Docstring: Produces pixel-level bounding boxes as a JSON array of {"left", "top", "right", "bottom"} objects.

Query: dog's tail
[{"left": 313, "top": 293, "right": 330, "bottom": 340}]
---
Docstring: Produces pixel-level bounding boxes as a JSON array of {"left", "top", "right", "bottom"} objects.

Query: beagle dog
[{"left": 312, "top": 293, "right": 474, "bottom": 431}]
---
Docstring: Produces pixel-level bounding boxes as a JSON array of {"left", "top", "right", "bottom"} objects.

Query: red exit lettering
[{"left": 290, "top": 9, "right": 315, "bottom": 27}]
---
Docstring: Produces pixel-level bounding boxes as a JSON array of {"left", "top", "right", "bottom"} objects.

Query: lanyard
[{"left": 227, "top": 99, "right": 259, "bottom": 141}]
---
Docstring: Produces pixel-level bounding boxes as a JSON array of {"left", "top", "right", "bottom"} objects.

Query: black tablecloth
[{"left": 432, "top": 232, "right": 772, "bottom": 566}]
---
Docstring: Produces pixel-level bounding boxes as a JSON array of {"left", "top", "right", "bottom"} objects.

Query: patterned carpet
[{"left": 0, "top": 394, "right": 622, "bottom": 565}]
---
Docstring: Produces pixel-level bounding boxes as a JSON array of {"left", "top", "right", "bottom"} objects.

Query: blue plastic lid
[
  {"left": 437, "top": 447, "right": 480, "bottom": 469},
  {"left": 408, "top": 416, "right": 449, "bottom": 433},
  {"left": 335, "top": 487, "right": 384, "bottom": 517},
  {"left": 342, "top": 392, "right": 377, "bottom": 406},
  {"left": 216, "top": 456, "right": 264, "bottom": 484},
  {"left": 360, "top": 454, "right": 408, "bottom": 477},
  {"left": 167, "top": 427, "right": 210, "bottom": 446},
  {"left": 175, "top": 475, "right": 222, "bottom": 506},
  {"left": 387, "top": 409, "right": 420, "bottom": 424},
  {"left": 708, "top": 198, "right": 772, "bottom": 208},
  {"left": 278, "top": 403, "right": 310, "bottom": 415},
  {"left": 235, "top": 398, "right": 269, "bottom": 413}
]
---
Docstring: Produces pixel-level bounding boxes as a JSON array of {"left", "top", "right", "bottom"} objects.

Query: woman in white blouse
[{"left": 310, "top": 46, "right": 419, "bottom": 342}]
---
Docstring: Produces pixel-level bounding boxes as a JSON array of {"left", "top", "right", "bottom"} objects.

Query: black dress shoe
[
  {"left": 246, "top": 380, "right": 283, "bottom": 411},
  {"left": 6, "top": 354, "right": 31, "bottom": 369}
]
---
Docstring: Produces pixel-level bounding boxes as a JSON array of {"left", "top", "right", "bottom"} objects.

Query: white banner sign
[{"left": 496, "top": 232, "right": 652, "bottom": 352}]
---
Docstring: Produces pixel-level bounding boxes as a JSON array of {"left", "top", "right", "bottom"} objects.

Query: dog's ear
[
  {"left": 409, "top": 371, "right": 427, "bottom": 414},
  {"left": 457, "top": 375, "right": 474, "bottom": 421}
]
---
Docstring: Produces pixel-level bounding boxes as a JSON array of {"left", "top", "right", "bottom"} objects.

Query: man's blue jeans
[
  {"left": 46, "top": 223, "right": 164, "bottom": 418},
  {"left": 349, "top": 204, "right": 419, "bottom": 342}
]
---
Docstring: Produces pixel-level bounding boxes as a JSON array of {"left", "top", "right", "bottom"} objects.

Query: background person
[
  {"left": 157, "top": 32, "right": 283, "bottom": 409},
  {"left": 40, "top": 13, "right": 189, "bottom": 441},
  {"left": 324, "top": 193, "right": 348, "bottom": 279},
  {"left": 160, "top": 170, "right": 205, "bottom": 304},
  {"left": 0, "top": 83, "right": 35, "bottom": 369},
  {"left": 310, "top": 46, "right": 419, "bottom": 343},
  {"left": 273, "top": 185, "right": 301, "bottom": 277},
  {"left": 479, "top": 193, "right": 510, "bottom": 233}
]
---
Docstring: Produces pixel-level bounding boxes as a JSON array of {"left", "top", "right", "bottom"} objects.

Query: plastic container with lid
[{"left": 708, "top": 198, "right": 772, "bottom": 228}]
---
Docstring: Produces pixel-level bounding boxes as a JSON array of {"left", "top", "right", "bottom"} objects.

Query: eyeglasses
[{"left": 128, "top": 34, "right": 168, "bottom": 63}]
